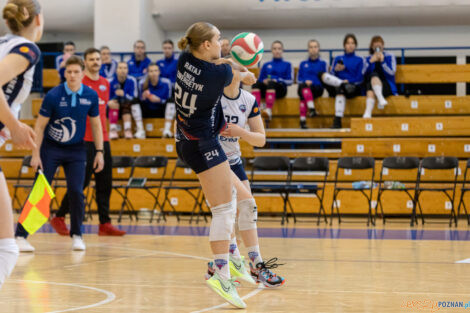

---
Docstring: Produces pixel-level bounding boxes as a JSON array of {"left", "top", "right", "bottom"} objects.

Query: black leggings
[
  {"left": 297, "top": 83, "right": 324, "bottom": 99},
  {"left": 252, "top": 80, "right": 287, "bottom": 99}
]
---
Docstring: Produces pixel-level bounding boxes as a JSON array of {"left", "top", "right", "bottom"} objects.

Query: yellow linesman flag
[{"left": 19, "top": 171, "right": 55, "bottom": 235}]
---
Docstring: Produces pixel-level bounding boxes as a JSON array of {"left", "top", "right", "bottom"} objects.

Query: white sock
[
  {"left": 372, "top": 84, "right": 388, "bottom": 106},
  {"left": 247, "top": 245, "right": 263, "bottom": 266},
  {"left": 123, "top": 121, "right": 132, "bottom": 131},
  {"left": 213, "top": 253, "right": 230, "bottom": 280},
  {"left": 306, "top": 100, "right": 315, "bottom": 109},
  {"left": 229, "top": 237, "right": 242, "bottom": 261},
  {"left": 322, "top": 73, "right": 343, "bottom": 87},
  {"left": 164, "top": 102, "right": 176, "bottom": 120},
  {"left": 300, "top": 116, "right": 306, "bottom": 122},
  {"left": 364, "top": 98, "right": 375, "bottom": 118},
  {"left": 335, "top": 95, "right": 346, "bottom": 117},
  {"left": 164, "top": 120, "right": 172, "bottom": 133},
  {"left": 110, "top": 124, "right": 118, "bottom": 132},
  {"left": 131, "top": 104, "right": 144, "bottom": 131},
  {"left": 0, "top": 238, "right": 19, "bottom": 288}
]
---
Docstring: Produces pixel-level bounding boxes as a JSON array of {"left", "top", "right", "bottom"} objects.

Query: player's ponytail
[
  {"left": 2, "top": 0, "right": 41, "bottom": 33},
  {"left": 178, "top": 22, "right": 215, "bottom": 52}
]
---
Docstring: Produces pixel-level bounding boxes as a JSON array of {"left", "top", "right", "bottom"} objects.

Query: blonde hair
[
  {"left": 178, "top": 22, "right": 216, "bottom": 52},
  {"left": 2, "top": 0, "right": 41, "bottom": 33},
  {"left": 142, "top": 64, "right": 160, "bottom": 91}
]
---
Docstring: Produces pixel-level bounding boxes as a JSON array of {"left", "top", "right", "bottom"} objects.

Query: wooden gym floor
[{"left": 1, "top": 216, "right": 470, "bottom": 313}]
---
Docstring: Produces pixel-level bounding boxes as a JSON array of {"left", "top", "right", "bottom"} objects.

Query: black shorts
[
  {"left": 176, "top": 138, "right": 227, "bottom": 174},
  {"left": 252, "top": 80, "right": 288, "bottom": 99},
  {"left": 325, "top": 83, "right": 363, "bottom": 99},
  {"left": 365, "top": 73, "right": 393, "bottom": 98},
  {"left": 297, "top": 83, "right": 324, "bottom": 99},
  {"left": 141, "top": 103, "right": 166, "bottom": 118},
  {"left": 230, "top": 159, "right": 248, "bottom": 181}
]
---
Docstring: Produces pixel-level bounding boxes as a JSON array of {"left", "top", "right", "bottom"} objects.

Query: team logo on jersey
[
  {"left": 253, "top": 107, "right": 259, "bottom": 113},
  {"left": 19, "top": 46, "right": 29, "bottom": 53},
  {"left": 99, "top": 85, "right": 107, "bottom": 91},
  {"left": 48, "top": 117, "right": 77, "bottom": 143},
  {"left": 79, "top": 98, "right": 92, "bottom": 105},
  {"left": 239, "top": 104, "right": 246, "bottom": 113}
]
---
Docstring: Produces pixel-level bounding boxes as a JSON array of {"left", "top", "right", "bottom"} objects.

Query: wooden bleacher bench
[{"left": 43, "top": 69, "right": 61, "bottom": 88}]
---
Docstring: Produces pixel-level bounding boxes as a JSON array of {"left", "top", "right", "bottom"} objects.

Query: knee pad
[
  {"left": 238, "top": 198, "right": 258, "bottom": 231},
  {"left": 164, "top": 102, "right": 176, "bottom": 120},
  {"left": 0, "top": 238, "right": 19, "bottom": 287},
  {"left": 121, "top": 101, "right": 132, "bottom": 115},
  {"left": 131, "top": 104, "right": 143, "bottom": 121},
  {"left": 342, "top": 83, "right": 357, "bottom": 98},
  {"left": 209, "top": 201, "right": 236, "bottom": 242}
]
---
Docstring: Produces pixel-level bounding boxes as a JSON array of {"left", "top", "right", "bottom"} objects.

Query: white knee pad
[
  {"left": 238, "top": 198, "right": 258, "bottom": 231},
  {"left": 164, "top": 102, "right": 176, "bottom": 120},
  {"left": 209, "top": 201, "right": 236, "bottom": 242},
  {"left": 0, "top": 238, "right": 19, "bottom": 288}
]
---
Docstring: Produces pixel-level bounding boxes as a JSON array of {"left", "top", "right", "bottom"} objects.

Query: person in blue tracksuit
[
  {"left": 127, "top": 40, "right": 151, "bottom": 82},
  {"left": 251, "top": 40, "right": 293, "bottom": 122},
  {"left": 327, "top": 33, "right": 367, "bottom": 128},
  {"left": 55, "top": 41, "right": 76, "bottom": 83},
  {"left": 99, "top": 45, "right": 118, "bottom": 81},
  {"left": 139, "top": 64, "right": 171, "bottom": 117},
  {"left": 15, "top": 56, "right": 104, "bottom": 252},
  {"left": 363, "top": 35, "right": 398, "bottom": 118}
]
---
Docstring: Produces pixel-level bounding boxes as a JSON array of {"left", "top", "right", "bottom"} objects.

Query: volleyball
[{"left": 230, "top": 32, "right": 264, "bottom": 68}]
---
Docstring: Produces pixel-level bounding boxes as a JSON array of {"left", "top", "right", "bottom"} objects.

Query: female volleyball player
[
  {"left": 175, "top": 22, "right": 255, "bottom": 308},
  {"left": 0, "top": 0, "right": 43, "bottom": 288}
]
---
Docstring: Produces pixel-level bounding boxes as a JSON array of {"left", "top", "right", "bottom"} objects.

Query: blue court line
[{"left": 36, "top": 224, "right": 470, "bottom": 241}]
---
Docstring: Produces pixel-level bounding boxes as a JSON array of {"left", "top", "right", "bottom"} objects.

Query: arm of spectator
[
  {"left": 381, "top": 53, "right": 397, "bottom": 76},
  {"left": 277, "top": 62, "right": 293, "bottom": 85}
]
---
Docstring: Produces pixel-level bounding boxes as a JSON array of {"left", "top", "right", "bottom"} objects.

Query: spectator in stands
[
  {"left": 156, "top": 40, "right": 177, "bottom": 138},
  {"left": 99, "top": 46, "right": 117, "bottom": 81},
  {"left": 251, "top": 40, "right": 293, "bottom": 123},
  {"left": 127, "top": 40, "right": 151, "bottom": 82},
  {"left": 55, "top": 41, "right": 76, "bottom": 83},
  {"left": 108, "top": 62, "right": 145, "bottom": 139},
  {"left": 327, "top": 34, "right": 367, "bottom": 128},
  {"left": 363, "top": 35, "right": 398, "bottom": 118},
  {"left": 139, "top": 64, "right": 174, "bottom": 137},
  {"left": 220, "top": 38, "right": 231, "bottom": 58}
]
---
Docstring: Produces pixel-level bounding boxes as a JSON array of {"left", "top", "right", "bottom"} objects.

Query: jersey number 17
[{"left": 175, "top": 83, "right": 197, "bottom": 118}]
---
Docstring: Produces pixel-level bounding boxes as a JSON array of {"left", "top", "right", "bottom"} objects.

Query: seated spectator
[
  {"left": 108, "top": 62, "right": 145, "bottom": 139},
  {"left": 327, "top": 34, "right": 367, "bottom": 128},
  {"left": 127, "top": 40, "right": 151, "bottom": 82},
  {"left": 99, "top": 46, "right": 118, "bottom": 81},
  {"left": 251, "top": 40, "right": 293, "bottom": 123},
  {"left": 55, "top": 41, "right": 76, "bottom": 83},
  {"left": 363, "top": 35, "right": 398, "bottom": 118},
  {"left": 220, "top": 38, "right": 231, "bottom": 58},
  {"left": 139, "top": 64, "right": 174, "bottom": 137},
  {"left": 156, "top": 40, "right": 177, "bottom": 138}
]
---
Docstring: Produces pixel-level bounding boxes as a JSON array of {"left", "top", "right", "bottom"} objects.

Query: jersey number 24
[{"left": 175, "top": 83, "right": 197, "bottom": 118}]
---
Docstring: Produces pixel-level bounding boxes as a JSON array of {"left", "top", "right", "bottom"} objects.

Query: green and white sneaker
[
  {"left": 205, "top": 272, "right": 247, "bottom": 309},
  {"left": 230, "top": 256, "right": 257, "bottom": 286}
]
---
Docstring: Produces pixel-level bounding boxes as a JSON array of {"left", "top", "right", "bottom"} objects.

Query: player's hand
[
  {"left": 379, "top": 52, "right": 385, "bottom": 62},
  {"left": 149, "top": 95, "right": 161, "bottom": 103},
  {"left": 142, "top": 90, "right": 151, "bottom": 100},
  {"left": 30, "top": 154, "right": 43, "bottom": 172},
  {"left": 10, "top": 122, "right": 36, "bottom": 150},
  {"left": 240, "top": 71, "right": 256, "bottom": 85},
  {"left": 115, "top": 89, "right": 124, "bottom": 97},
  {"left": 305, "top": 80, "right": 313, "bottom": 86},
  {"left": 335, "top": 63, "right": 345, "bottom": 72},
  {"left": 220, "top": 123, "right": 245, "bottom": 138},
  {"left": 263, "top": 78, "right": 270, "bottom": 85},
  {"left": 93, "top": 152, "right": 104, "bottom": 173}
]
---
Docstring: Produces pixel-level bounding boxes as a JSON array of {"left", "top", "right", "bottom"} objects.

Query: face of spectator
[
  {"left": 85, "top": 52, "right": 101, "bottom": 75},
  {"left": 344, "top": 37, "right": 356, "bottom": 54},
  {"left": 101, "top": 48, "right": 111, "bottom": 64},
  {"left": 372, "top": 41, "right": 384, "bottom": 53},
  {"left": 308, "top": 41, "right": 320, "bottom": 59},
  {"left": 163, "top": 43, "right": 174, "bottom": 59},
  {"left": 134, "top": 42, "right": 146, "bottom": 59},
  {"left": 148, "top": 65, "right": 161, "bottom": 82},
  {"left": 271, "top": 43, "right": 283, "bottom": 59},
  {"left": 117, "top": 63, "right": 129, "bottom": 80},
  {"left": 63, "top": 44, "right": 76, "bottom": 56},
  {"left": 220, "top": 39, "right": 231, "bottom": 57},
  {"left": 65, "top": 64, "right": 84, "bottom": 88}
]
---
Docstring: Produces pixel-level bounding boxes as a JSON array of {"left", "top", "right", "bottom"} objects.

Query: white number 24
[
  {"left": 204, "top": 149, "right": 219, "bottom": 161},
  {"left": 175, "top": 83, "right": 197, "bottom": 117}
]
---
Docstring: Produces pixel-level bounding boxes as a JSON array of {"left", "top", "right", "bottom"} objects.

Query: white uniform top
[
  {"left": 0, "top": 34, "right": 41, "bottom": 146},
  {"left": 219, "top": 88, "right": 260, "bottom": 165}
]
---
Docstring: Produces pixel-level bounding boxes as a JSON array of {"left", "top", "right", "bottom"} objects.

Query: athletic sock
[
  {"left": 247, "top": 245, "right": 263, "bottom": 266},
  {"left": 0, "top": 238, "right": 19, "bottom": 288},
  {"left": 364, "top": 97, "right": 375, "bottom": 118},
  {"left": 335, "top": 95, "right": 346, "bottom": 117},
  {"left": 299, "top": 100, "right": 307, "bottom": 119},
  {"left": 213, "top": 253, "right": 230, "bottom": 280},
  {"left": 372, "top": 84, "right": 388, "bottom": 106},
  {"left": 229, "top": 237, "right": 242, "bottom": 261},
  {"left": 301, "top": 87, "right": 315, "bottom": 109},
  {"left": 252, "top": 90, "right": 261, "bottom": 106},
  {"left": 322, "top": 73, "right": 343, "bottom": 87},
  {"left": 131, "top": 104, "right": 144, "bottom": 131},
  {"left": 265, "top": 90, "right": 276, "bottom": 110},
  {"left": 108, "top": 109, "right": 119, "bottom": 127},
  {"left": 123, "top": 121, "right": 132, "bottom": 131}
]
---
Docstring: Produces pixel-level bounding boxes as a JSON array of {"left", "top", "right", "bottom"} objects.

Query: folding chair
[
  {"left": 414, "top": 156, "right": 459, "bottom": 227},
  {"left": 250, "top": 156, "right": 292, "bottom": 225},
  {"left": 376, "top": 156, "right": 420, "bottom": 225},
  {"left": 456, "top": 159, "right": 470, "bottom": 225},
  {"left": 331, "top": 157, "right": 376, "bottom": 226},
  {"left": 109, "top": 156, "right": 136, "bottom": 223},
  {"left": 161, "top": 158, "right": 204, "bottom": 223},
  {"left": 290, "top": 157, "right": 329, "bottom": 225},
  {"left": 12, "top": 156, "right": 34, "bottom": 212},
  {"left": 127, "top": 156, "right": 171, "bottom": 222}
]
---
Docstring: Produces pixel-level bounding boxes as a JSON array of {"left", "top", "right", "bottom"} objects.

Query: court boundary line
[{"left": 189, "top": 286, "right": 264, "bottom": 313}]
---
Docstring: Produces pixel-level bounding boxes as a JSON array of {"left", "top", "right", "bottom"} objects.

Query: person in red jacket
[{"left": 51, "top": 48, "right": 125, "bottom": 236}]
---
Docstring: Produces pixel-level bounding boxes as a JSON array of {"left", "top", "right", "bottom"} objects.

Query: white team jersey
[
  {"left": 0, "top": 34, "right": 40, "bottom": 146},
  {"left": 219, "top": 89, "right": 259, "bottom": 165}
]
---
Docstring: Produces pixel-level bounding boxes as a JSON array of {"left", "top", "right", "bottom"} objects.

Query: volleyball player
[
  {"left": 175, "top": 22, "right": 256, "bottom": 308},
  {"left": 0, "top": 0, "right": 42, "bottom": 289}
]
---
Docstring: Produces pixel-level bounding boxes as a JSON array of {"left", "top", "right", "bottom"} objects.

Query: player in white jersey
[
  {"left": 205, "top": 69, "right": 286, "bottom": 288},
  {"left": 0, "top": 0, "right": 43, "bottom": 289}
]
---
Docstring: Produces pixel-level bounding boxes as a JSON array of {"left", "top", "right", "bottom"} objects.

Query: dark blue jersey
[
  {"left": 156, "top": 54, "right": 178, "bottom": 85},
  {"left": 99, "top": 59, "right": 118, "bottom": 81},
  {"left": 175, "top": 52, "right": 233, "bottom": 140},
  {"left": 331, "top": 52, "right": 367, "bottom": 85},
  {"left": 127, "top": 55, "right": 151, "bottom": 81},
  {"left": 39, "top": 83, "right": 99, "bottom": 145},
  {"left": 139, "top": 77, "right": 171, "bottom": 111},
  {"left": 109, "top": 76, "right": 138, "bottom": 102},
  {"left": 258, "top": 58, "right": 293, "bottom": 85},
  {"left": 297, "top": 57, "right": 328, "bottom": 86}
]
